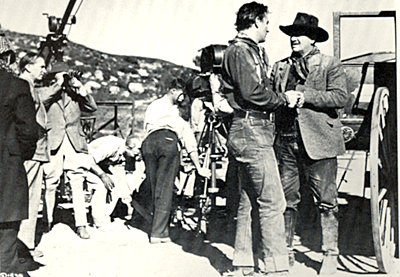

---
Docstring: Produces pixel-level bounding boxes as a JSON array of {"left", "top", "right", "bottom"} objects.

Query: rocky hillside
[{"left": 3, "top": 29, "right": 199, "bottom": 139}]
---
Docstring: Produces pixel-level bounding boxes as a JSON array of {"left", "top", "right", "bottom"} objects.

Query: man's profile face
[
  {"left": 290, "top": 35, "right": 314, "bottom": 57},
  {"left": 256, "top": 13, "right": 269, "bottom": 43},
  {"left": 28, "top": 57, "right": 47, "bottom": 81}
]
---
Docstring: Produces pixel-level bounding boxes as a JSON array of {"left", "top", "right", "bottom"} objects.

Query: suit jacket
[
  {"left": 39, "top": 84, "right": 97, "bottom": 154},
  {"left": 20, "top": 75, "right": 55, "bottom": 162},
  {"left": 271, "top": 50, "right": 349, "bottom": 160},
  {"left": 0, "top": 70, "right": 39, "bottom": 222}
]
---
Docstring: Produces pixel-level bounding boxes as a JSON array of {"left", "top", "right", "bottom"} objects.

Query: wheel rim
[{"left": 369, "top": 87, "right": 396, "bottom": 273}]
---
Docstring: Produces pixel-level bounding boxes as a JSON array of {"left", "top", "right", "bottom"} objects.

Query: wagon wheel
[{"left": 369, "top": 87, "right": 397, "bottom": 273}]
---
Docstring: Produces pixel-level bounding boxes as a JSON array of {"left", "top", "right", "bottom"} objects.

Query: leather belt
[{"left": 234, "top": 109, "right": 270, "bottom": 120}]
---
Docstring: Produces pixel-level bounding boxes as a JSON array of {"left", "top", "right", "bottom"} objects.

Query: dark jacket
[
  {"left": 0, "top": 70, "right": 39, "bottom": 222},
  {"left": 271, "top": 48, "right": 349, "bottom": 160},
  {"left": 222, "top": 34, "right": 287, "bottom": 113}
]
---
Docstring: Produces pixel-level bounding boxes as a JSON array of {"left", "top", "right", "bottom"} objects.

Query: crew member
[
  {"left": 219, "top": 2, "right": 298, "bottom": 275},
  {"left": 141, "top": 77, "right": 210, "bottom": 244}
]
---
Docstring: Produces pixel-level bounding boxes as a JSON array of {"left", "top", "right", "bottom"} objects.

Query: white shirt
[{"left": 144, "top": 95, "right": 179, "bottom": 131}]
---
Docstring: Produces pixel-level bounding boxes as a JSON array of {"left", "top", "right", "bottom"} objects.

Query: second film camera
[
  {"left": 66, "top": 70, "right": 83, "bottom": 82},
  {"left": 187, "top": 44, "right": 227, "bottom": 100}
]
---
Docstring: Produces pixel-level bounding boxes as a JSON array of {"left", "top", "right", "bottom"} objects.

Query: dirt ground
[
  {"left": 23, "top": 195, "right": 400, "bottom": 277},
  {"left": 24, "top": 151, "right": 400, "bottom": 277}
]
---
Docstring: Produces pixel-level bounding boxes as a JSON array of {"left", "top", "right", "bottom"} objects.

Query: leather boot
[
  {"left": 284, "top": 209, "right": 297, "bottom": 267},
  {"left": 319, "top": 208, "right": 339, "bottom": 275}
]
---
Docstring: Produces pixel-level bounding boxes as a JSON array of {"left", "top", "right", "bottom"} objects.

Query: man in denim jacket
[
  {"left": 220, "top": 2, "right": 299, "bottom": 276},
  {"left": 270, "top": 13, "right": 348, "bottom": 275}
]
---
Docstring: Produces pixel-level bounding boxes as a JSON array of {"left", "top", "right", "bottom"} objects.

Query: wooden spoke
[{"left": 369, "top": 87, "right": 397, "bottom": 273}]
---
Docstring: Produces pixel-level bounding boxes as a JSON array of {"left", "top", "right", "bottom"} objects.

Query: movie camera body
[
  {"left": 39, "top": 0, "right": 79, "bottom": 66},
  {"left": 187, "top": 44, "right": 227, "bottom": 100}
]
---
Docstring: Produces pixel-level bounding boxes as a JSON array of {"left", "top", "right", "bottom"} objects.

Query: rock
[
  {"left": 94, "top": 69, "right": 104, "bottom": 81},
  {"left": 109, "top": 86, "right": 120, "bottom": 95},
  {"left": 138, "top": 69, "right": 149, "bottom": 77},
  {"left": 75, "top": 60, "right": 84, "bottom": 66},
  {"left": 128, "top": 82, "right": 145, "bottom": 94},
  {"left": 122, "top": 90, "right": 130, "bottom": 98},
  {"left": 109, "top": 75, "right": 118, "bottom": 82}
]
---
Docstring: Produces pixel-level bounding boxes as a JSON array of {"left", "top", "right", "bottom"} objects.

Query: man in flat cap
[
  {"left": 270, "top": 13, "right": 349, "bottom": 274},
  {"left": 41, "top": 62, "right": 97, "bottom": 239}
]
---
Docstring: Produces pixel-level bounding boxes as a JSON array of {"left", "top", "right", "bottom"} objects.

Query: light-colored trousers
[
  {"left": 43, "top": 135, "right": 89, "bottom": 227},
  {"left": 86, "top": 164, "right": 130, "bottom": 227},
  {"left": 18, "top": 160, "right": 43, "bottom": 249}
]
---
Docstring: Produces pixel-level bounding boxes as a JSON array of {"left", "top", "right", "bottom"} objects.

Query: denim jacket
[{"left": 222, "top": 34, "right": 286, "bottom": 113}]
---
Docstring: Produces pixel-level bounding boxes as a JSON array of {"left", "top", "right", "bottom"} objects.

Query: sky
[{"left": 0, "top": 0, "right": 396, "bottom": 69}]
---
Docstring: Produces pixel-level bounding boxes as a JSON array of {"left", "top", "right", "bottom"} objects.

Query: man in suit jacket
[
  {"left": 41, "top": 62, "right": 97, "bottom": 239},
  {"left": 270, "top": 13, "right": 348, "bottom": 274},
  {"left": 0, "top": 34, "right": 38, "bottom": 275}
]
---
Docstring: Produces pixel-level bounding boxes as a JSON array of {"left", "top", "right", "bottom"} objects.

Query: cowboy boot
[
  {"left": 319, "top": 207, "right": 339, "bottom": 275},
  {"left": 284, "top": 208, "right": 297, "bottom": 267}
]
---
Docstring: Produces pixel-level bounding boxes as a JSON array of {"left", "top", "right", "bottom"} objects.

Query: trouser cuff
[{"left": 263, "top": 255, "right": 289, "bottom": 273}]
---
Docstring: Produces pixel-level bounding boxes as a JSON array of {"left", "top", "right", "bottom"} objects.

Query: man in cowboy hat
[{"left": 270, "top": 12, "right": 348, "bottom": 274}]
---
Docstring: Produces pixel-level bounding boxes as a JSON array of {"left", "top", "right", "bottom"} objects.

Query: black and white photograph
[{"left": 0, "top": 0, "right": 398, "bottom": 276}]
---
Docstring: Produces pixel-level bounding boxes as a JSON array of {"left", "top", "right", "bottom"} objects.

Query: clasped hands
[{"left": 285, "top": 90, "right": 304, "bottom": 108}]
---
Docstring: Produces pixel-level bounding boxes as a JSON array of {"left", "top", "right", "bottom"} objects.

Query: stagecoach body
[{"left": 333, "top": 11, "right": 398, "bottom": 273}]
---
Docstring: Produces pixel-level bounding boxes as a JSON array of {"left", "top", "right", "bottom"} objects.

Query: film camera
[{"left": 186, "top": 44, "right": 227, "bottom": 100}]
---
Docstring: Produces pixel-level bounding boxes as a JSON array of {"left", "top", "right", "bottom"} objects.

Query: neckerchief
[{"left": 290, "top": 47, "right": 320, "bottom": 83}]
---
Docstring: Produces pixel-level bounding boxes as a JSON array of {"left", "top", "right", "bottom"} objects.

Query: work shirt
[
  {"left": 88, "top": 135, "right": 126, "bottom": 165},
  {"left": 144, "top": 95, "right": 179, "bottom": 131},
  {"left": 222, "top": 32, "right": 287, "bottom": 113}
]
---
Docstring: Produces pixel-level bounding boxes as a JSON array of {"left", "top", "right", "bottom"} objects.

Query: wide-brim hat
[
  {"left": 279, "top": 12, "right": 329, "bottom": 42},
  {"left": 0, "top": 34, "right": 16, "bottom": 64}
]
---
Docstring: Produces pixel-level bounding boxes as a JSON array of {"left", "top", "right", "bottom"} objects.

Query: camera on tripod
[{"left": 186, "top": 44, "right": 227, "bottom": 100}]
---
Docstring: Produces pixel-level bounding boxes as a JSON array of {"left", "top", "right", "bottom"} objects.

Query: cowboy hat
[{"left": 279, "top": 12, "right": 329, "bottom": 42}]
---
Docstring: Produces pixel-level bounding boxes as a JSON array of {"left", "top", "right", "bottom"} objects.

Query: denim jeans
[
  {"left": 275, "top": 134, "right": 339, "bottom": 255},
  {"left": 141, "top": 130, "right": 180, "bottom": 239},
  {"left": 275, "top": 135, "right": 338, "bottom": 211},
  {"left": 227, "top": 117, "right": 288, "bottom": 272}
]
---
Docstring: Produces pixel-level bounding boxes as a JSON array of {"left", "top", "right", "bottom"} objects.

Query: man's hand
[
  {"left": 69, "top": 77, "right": 88, "bottom": 97},
  {"left": 285, "top": 90, "right": 303, "bottom": 108},
  {"left": 99, "top": 173, "right": 115, "bottom": 191},
  {"left": 197, "top": 167, "right": 211, "bottom": 179}
]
